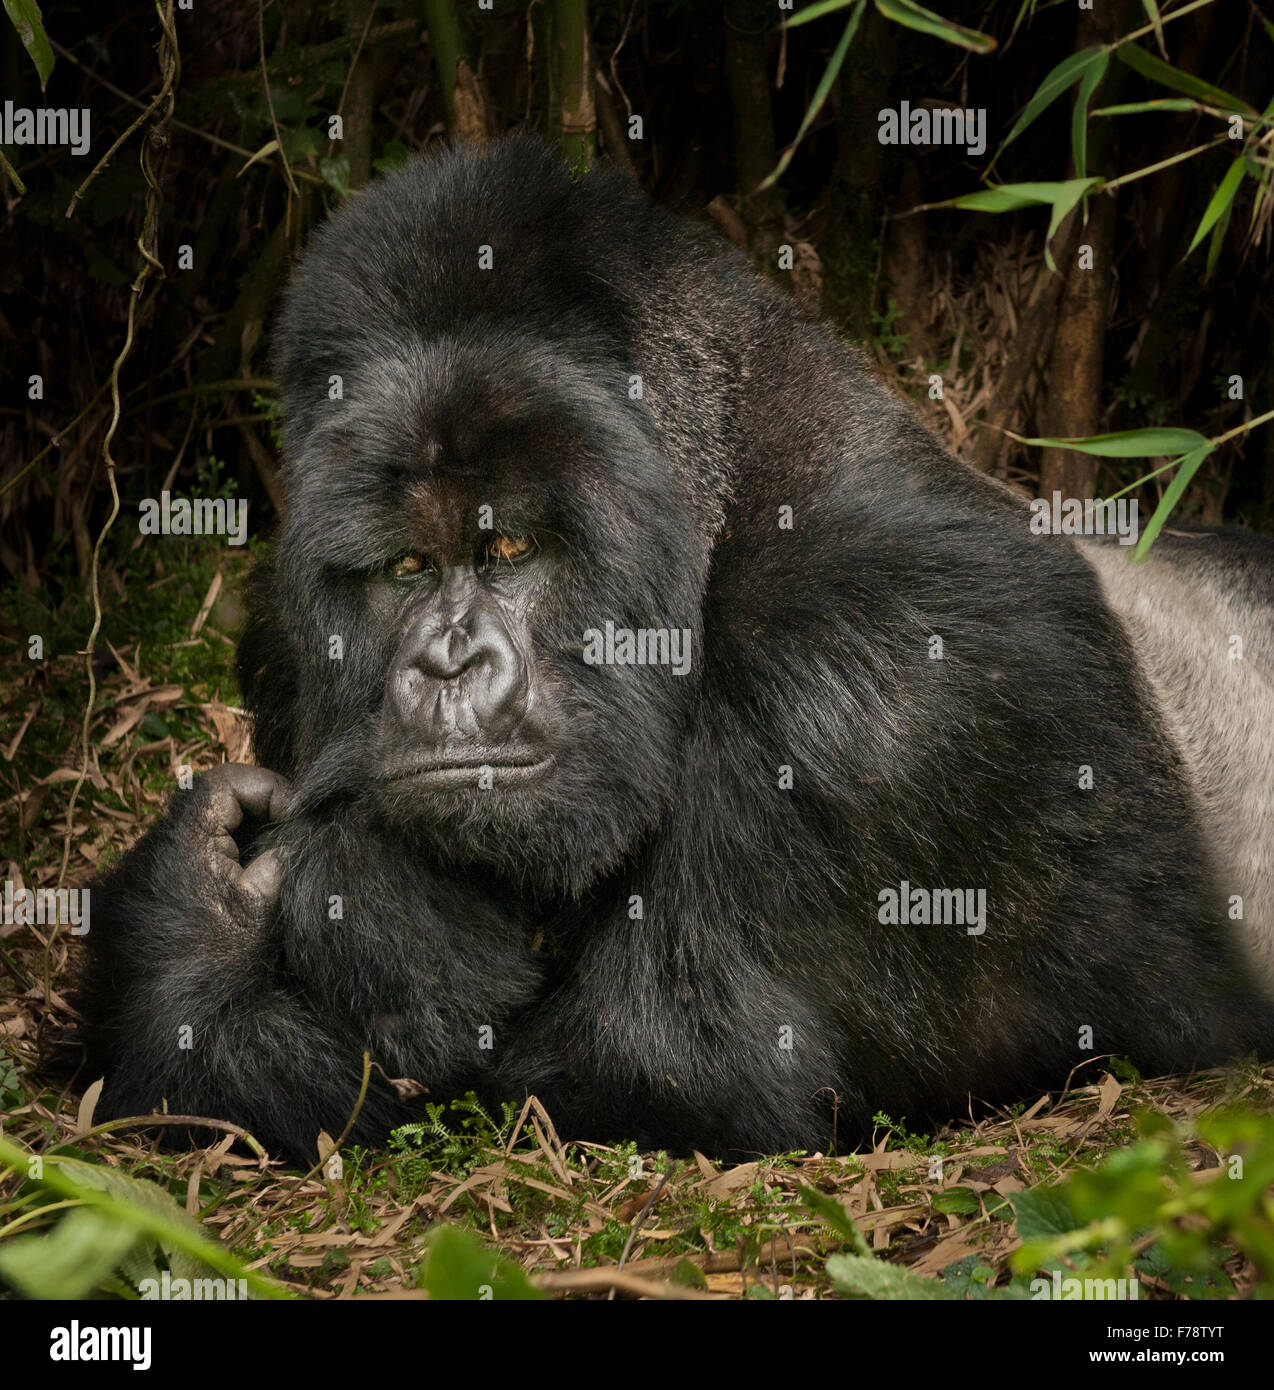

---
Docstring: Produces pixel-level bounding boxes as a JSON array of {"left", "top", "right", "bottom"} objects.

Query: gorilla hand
[
  {"left": 187, "top": 763, "right": 293, "bottom": 932},
  {"left": 76, "top": 761, "right": 422, "bottom": 1159}
]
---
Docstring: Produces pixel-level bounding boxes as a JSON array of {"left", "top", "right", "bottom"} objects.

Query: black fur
[{"left": 77, "top": 136, "right": 1274, "bottom": 1163}]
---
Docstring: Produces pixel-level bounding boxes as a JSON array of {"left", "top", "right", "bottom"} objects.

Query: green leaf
[
  {"left": 872, "top": 0, "right": 996, "bottom": 53},
  {"left": 85, "top": 245, "right": 133, "bottom": 288},
  {"left": 1186, "top": 156, "right": 1246, "bottom": 258},
  {"left": 139, "top": 712, "right": 169, "bottom": 740},
  {"left": 1001, "top": 47, "right": 1107, "bottom": 155},
  {"left": 373, "top": 140, "right": 411, "bottom": 175},
  {"left": 319, "top": 154, "right": 351, "bottom": 198},
  {"left": 280, "top": 126, "right": 319, "bottom": 160},
  {"left": 1206, "top": 199, "right": 1232, "bottom": 278},
  {"left": 940, "top": 1254, "right": 1021, "bottom": 1299},
  {"left": 939, "top": 175, "right": 1103, "bottom": 253},
  {"left": 762, "top": 5, "right": 864, "bottom": 189},
  {"left": 827, "top": 1252, "right": 958, "bottom": 1299},
  {"left": 421, "top": 1225, "right": 546, "bottom": 1300},
  {"left": 797, "top": 1182, "right": 871, "bottom": 1253},
  {"left": 932, "top": 1186, "right": 980, "bottom": 1215},
  {"left": 0, "top": 1157, "right": 240, "bottom": 1300},
  {"left": 789, "top": 0, "right": 861, "bottom": 26},
  {"left": 939, "top": 178, "right": 1102, "bottom": 270},
  {"left": 1014, "top": 426, "right": 1209, "bottom": 457},
  {"left": 1008, "top": 1184, "right": 1078, "bottom": 1242},
  {"left": 0, "top": 1137, "right": 286, "bottom": 1300},
  {"left": 1140, "top": 0, "right": 1165, "bottom": 58},
  {"left": 1116, "top": 43, "right": 1256, "bottom": 116},
  {"left": 265, "top": 89, "right": 307, "bottom": 123},
  {"left": 1042, "top": 177, "right": 1102, "bottom": 268},
  {"left": 939, "top": 178, "right": 1090, "bottom": 213},
  {"left": 53, "top": 1158, "right": 226, "bottom": 1287},
  {"left": 0, "top": 1208, "right": 140, "bottom": 1300},
  {"left": 3, "top": 0, "right": 54, "bottom": 90},
  {"left": 670, "top": 1258, "right": 709, "bottom": 1290},
  {"left": 1131, "top": 441, "right": 1215, "bottom": 560},
  {"left": 1072, "top": 50, "right": 1110, "bottom": 180},
  {"left": 1135, "top": 1242, "right": 1234, "bottom": 1298},
  {"left": 1092, "top": 98, "right": 1199, "bottom": 116}
]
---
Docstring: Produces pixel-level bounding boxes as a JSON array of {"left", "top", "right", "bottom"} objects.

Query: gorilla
[{"left": 77, "top": 135, "right": 1274, "bottom": 1164}]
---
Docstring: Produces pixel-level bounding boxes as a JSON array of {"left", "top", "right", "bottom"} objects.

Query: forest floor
[{"left": 2, "top": 540, "right": 1273, "bottom": 1300}]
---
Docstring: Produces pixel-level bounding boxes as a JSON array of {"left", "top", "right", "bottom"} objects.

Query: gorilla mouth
[{"left": 384, "top": 753, "right": 556, "bottom": 789}]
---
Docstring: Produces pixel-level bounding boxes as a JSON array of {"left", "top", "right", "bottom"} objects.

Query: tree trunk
[
  {"left": 554, "top": 0, "right": 597, "bottom": 168},
  {"left": 821, "top": 8, "right": 894, "bottom": 341},
  {"left": 1037, "top": 198, "right": 1115, "bottom": 500},
  {"left": 884, "top": 163, "right": 934, "bottom": 361},
  {"left": 342, "top": 0, "right": 377, "bottom": 190},
  {"left": 723, "top": 0, "right": 785, "bottom": 270},
  {"left": 1037, "top": 2, "right": 1123, "bottom": 500},
  {"left": 422, "top": 0, "right": 488, "bottom": 141}
]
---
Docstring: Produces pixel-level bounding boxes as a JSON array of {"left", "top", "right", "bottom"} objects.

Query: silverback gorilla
[{"left": 78, "top": 136, "right": 1274, "bottom": 1164}]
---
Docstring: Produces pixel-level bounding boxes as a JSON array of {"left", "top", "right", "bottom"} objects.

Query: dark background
[
  {"left": 4, "top": 1, "right": 1274, "bottom": 594},
  {"left": 2, "top": 0, "right": 1272, "bottom": 876}
]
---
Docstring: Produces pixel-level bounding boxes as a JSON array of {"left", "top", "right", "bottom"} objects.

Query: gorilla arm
[{"left": 79, "top": 764, "right": 411, "bottom": 1160}]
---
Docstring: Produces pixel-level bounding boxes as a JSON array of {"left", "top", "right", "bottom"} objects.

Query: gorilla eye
[
  {"left": 486, "top": 534, "right": 535, "bottom": 566},
  {"left": 391, "top": 551, "right": 432, "bottom": 579}
]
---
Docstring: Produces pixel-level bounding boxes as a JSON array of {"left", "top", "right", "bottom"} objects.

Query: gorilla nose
[
  {"left": 394, "top": 620, "right": 531, "bottom": 744},
  {"left": 416, "top": 624, "right": 472, "bottom": 682}
]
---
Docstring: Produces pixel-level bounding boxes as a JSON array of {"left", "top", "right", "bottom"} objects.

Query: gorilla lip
[{"left": 385, "top": 754, "right": 556, "bottom": 788}]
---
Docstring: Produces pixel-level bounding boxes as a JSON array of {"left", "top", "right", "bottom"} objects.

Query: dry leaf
[{"left": 75, "top": 1077, "right": 104, "bottom": 1135}]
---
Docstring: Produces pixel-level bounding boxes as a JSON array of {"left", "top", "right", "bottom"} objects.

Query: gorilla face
[{"left": 268, "top": 330, "right": 705, "bottom": 894}]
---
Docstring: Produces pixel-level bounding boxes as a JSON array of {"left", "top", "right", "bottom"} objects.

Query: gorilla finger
[
  {"left": 238, "top": 849, "right": 284, "bottom": 906},
  {"left": 207, "top": 831, "right": 241, "bottom": 864},
  {"left": 199, "top": 764, "right": 295, "bottom": 834},
  {"left": 222, "top": 764, "right": 295, "bottom": 823}
]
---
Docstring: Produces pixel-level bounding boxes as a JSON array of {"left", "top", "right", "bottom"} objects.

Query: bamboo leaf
[
  {"left": 789, "top": 0, "right": 861, "bottom": 25},
  {"left": 1141, "top": 0, "right": 1166, "bottom": 59},
  {"left": 872, "top": 0, "right": 996, "bottom": 54},
  {"left": 931, "top": 178, "right": 1102, "bottom": 271},
  {"left": 1205, "top": 199, "right": 1232, "bottom": 278},
  {"left": 938, "top": 179, "right": 1088, "bottom": 212},
  {"left": 1043, "top": 177, "right": 1102, "bottom": 269},
  {"left": 1116, "top": 43, "right": 1257, "bottom": 116},
  {"left": 1001, "top": 47, "right": 1107, "bottom": 154},
  {"left": 1072, "top": 49, "right": 1110, "bottom": 180},
  {"left": 1132, "top": 443, "right": 1216, "bottom": 560},
  {"left": 1092, "top": 98, "right": 1199, "bottom": 116},
  {"left": 1186, "top": 157, "right": 1246, "bottom": 258},
  {"left": 1013, "top": 427, "right": 1209, "bottom": 457},
  {"left": 926, "top": 178, "right": 1102, "bottom": 271},
  {"left": 762, "top": 4, "right": 864, "bottom": 188},
  {"left": 2, "top": 0, "right": 54, "bottom": 90}
]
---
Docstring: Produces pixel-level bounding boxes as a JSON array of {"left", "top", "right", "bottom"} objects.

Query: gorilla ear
[{"left": 236, "top": 562, "right": 300, "bottom": 779}]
